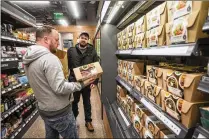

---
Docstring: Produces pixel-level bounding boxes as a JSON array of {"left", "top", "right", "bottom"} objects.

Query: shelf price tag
[
  {"left": 18, "top": 128, "right": 21, "bottom": 132},
  {"left": 118, "top": 107, "right": 130, "bottom": 127},
  {"left": 197, "top": 133, "right": 206, "bottom": 138}
]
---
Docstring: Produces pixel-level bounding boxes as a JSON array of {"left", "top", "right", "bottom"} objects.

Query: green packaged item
[
  {"left": 200, "top": 107, "right": 209, "bottom": 120},
  {"left": 201, "top": 117, "right": 209, "bottom": 130}
]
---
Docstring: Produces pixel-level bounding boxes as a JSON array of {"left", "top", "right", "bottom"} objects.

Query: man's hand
[
  {"left": 90, "top": 84, "right": 96, "bottom": 89},
  {"left": 82, "top": 76, "right": 97, "bottom": 87}
]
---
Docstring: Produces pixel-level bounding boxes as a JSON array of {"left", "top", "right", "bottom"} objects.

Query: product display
[{"left": 134, "top": 75, "right": 147, "bottom": 95}]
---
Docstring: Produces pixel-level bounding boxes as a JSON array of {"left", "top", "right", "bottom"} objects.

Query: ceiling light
[
  {"left": 59, "top": 19, "right": 68, "bottom": 26},
  {"left": 12, "top": 1, "right": 50, "bottom": 4},
  {"left": 68, "top": 1, "right": 79, "bottom": 18},
  {"left": 106, "top": 1, "right": 124, "bottom": 24},
  {"left": 101, "top": 1, "right": 111, "bottom": 22}
]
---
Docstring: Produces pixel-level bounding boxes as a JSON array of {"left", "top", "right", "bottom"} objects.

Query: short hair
[
  {"left": 79, "top": 32, "right": 89, "bottom": 39},
  {"left": 36, "top": 25, "right": 55, "bottom": 40}
]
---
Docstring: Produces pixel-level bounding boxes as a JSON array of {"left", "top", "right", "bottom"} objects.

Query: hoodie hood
[{"left": 23, "top": 45, "right": 50, "bottom": 66}]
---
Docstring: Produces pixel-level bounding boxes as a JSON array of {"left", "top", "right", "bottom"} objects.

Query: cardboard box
[
  {"left": 135, "top": 103, "right": 147, "bottom": 124},
  {"left": 128, "top": 37, "right": 134, "bottom": 49},
  {"left": 135, "top": 15, "right": 146, "bottom": 34},
  {"left": 164, "top": 70, "right": 209, "bottom": 102},
  {"left": 144, "top": 111, "right": 167, "bottom": 138},
  {"left": 146, "top": 2, "right": 167, "bottom": 30},
  {"left": 122, "top": 70, "right": 128, "bottom": 81},
  {"left": 134, "top": 75, "right": 147, "bottom": 95},
  {"left": 147, "top": 65, "right": 163, "bottom": 87},
  {"left": 73, "top": 62, "right": 103, "bottom": 81},
  {"left": 123, "top": 61, "right": 128, "bottom": 71},
  {"left": 132, "top": 114, "right": 144, "bottom": 137},
  {"left": 146, "top": 25, "right": 166, "bottom": 47},
  {"left": 118, "top": 68, "right": 123, "bottom": 77},
  {"left": 117, "top": 38, "right": 122, "bottom": 50},
  {"left": 161, "top": 90, "right": 209, "bottom": 128},
  {"left": 160, "top": 129, "right": 176, "bottom": 138},
  {"left": 127, "top": 72, "right": 134, "bottom": 85},
  {"left": 143, "top": 127, "right": 154, "bottom": 139},
  {"left": 127, "top": 61, "right": 144, "bottom": 75},
  {"left": 165, "top": 10, "right": 209, "bottom": 45},
  {"left": 145, "top": 81, "right": 161, "bottom": 107},
  {"left": 127, "top": 22, "right": 135, "bottom": 38},
  {"left": 134, "top": 32, "right": 146, "bottom": 48},
  {"left": 55, "top": 49, "right": 68, "bottom": 78},
  {"left": 167, "top": 1, "right": 209, "bottom": 22},
  {"left": 121, "top": 98, "right": 127, "bottom": 113},
  {"left": 118, "top": 60, "right": 123, "bottom": 68},
  {"left": 122, "top": 28, "right": 128, "bottom": 40}
]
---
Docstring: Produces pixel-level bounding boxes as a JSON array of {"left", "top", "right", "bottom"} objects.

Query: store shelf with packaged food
[
  {"left": 1, "top": 93, "right": 35, "bottom": 121},
  {"left": 1, "top": 35, "right": 36, "bottom": 45},
  {"left": 116, "top": 75, "right": 191, "bottom": 138}
]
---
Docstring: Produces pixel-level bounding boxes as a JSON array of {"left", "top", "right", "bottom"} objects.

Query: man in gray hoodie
[{"left": 23, "top": 26, "right": 94, "bottom": 138}]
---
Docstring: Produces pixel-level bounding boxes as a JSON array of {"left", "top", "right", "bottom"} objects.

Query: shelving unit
[
  {"left": 1, "top": 36, "right": 36, "bottom": 45},
  {"left": 9, "top": 109, "right": 39, "bottom": 138},
  {"left": 1, "top": 1, "right": 38, "bottom": 138},
  {"left": 116, "top": 76, "right": 192, "bottom": 138},
  {"left": 193, "top": 125, "right": 209, "bottom": 139},
  {"left": 1, "top": 94, "right": 35, "bottom": 121}
]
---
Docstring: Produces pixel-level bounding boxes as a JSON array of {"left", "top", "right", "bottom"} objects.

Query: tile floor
[{"left": 23, "top": 87, "right": 106, "bottom": 138}]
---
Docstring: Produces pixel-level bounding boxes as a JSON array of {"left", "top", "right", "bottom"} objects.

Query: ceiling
[{"left": 12, "top": 1, "right": 99, "bottom": 26}]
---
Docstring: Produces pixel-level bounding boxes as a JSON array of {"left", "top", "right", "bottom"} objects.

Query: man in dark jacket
[{"left": 67, "top": 32, "right": 98, "bottom": 132}]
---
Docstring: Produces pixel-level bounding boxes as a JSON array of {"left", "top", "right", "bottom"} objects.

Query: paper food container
[
  {"left": 145, "top": 81, "right": 162, "bottom": 107},
  {"left": 127, "top": 22, "right": 136, "bottom": 38},
  {"left": 135, "top": 15, "right": 146, "bottom": 34},
  {"left": 55, "top": 49, "right": 68, "bottom": 78},
  {"left": 134, "top": 32, "right": 146, "bottom": 48},
  {"left": 127, "top": 61, "right": 144, "bottom": 75},
  {"left": 128, "top": 37, "right": 135, "bottom": 49},
  {"left": 167, "top": 1, "right": 209, "bottom": 22},
  {"left": 134, "top": 75, "right": 147, "bottom": 95},
  {"left": 73, "top": 62, "right": 103, "bottom": 81},
  {"left": 122, "top": 70, "right": 128, "bottom": 81},
  {"left": 146, "top": 2, "right": 167, "bottom": 30},
  {"left": 127, "top": 72, "right": 134, "bottom": 85},
  {"left": 164, "top": 70, "right": 209, "bottom": 102},
  {"left": 132, "top": 114, "right": 144, "bottom": 136},
  {"left": 143, "top": 127, "right": 154, "bottom": 139},
  {"left": 161, "top": 90, "right": 209, "bottom": 128},
  {"left": 146, "top": 25, "right": 166, "bottom": 47},
  {"left": 165, "top": 10, "right": 209, "bottom": 45}
]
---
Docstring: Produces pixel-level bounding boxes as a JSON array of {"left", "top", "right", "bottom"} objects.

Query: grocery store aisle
[{"left": 23, "top": 87, "right": 106, "bottom": 138}]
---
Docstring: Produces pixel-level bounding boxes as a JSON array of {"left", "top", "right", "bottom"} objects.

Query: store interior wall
[{"left": 59, "top": 33, "right": 73, "bottom": 50}]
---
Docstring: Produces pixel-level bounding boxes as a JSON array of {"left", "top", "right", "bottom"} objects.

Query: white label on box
[
  {"left": 118, "top": 107, "right": 130, "bottom": 127},
  {"left": 173, "top": 1, "right": 192, "bottom": 20},
  {"left": 166, "top": 107, "right": 181, "bottom": 121},
  {"left": 171, "top": 17, "right": 188, "bottom": 44},
  {"left": 168, "top": 86, "right": 183, "bottom": 98},
  {"left": 197, "top": 133, "right": 206, "bottom": 139}
]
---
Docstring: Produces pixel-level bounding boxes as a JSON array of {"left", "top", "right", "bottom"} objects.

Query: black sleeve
[{"left": 67, "top": 48, "right": 75, "bottom": 82}]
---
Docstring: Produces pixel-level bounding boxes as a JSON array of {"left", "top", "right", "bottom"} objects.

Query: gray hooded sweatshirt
[{"left": 23, "top": 45, "right": 82, "bottom": 117}]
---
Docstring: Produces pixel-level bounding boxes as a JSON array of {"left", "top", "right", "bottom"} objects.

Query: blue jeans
[{"left": 41, "top": 110, "right": 78, "bottom": 139}]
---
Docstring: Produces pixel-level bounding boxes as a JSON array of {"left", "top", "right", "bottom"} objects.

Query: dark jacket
[{"left": 67, "top": 43, "right": 99, "bottom": 85}]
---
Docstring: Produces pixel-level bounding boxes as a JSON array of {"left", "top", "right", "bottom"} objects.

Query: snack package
[
  {"left": 134, "top": 32, "right": 146, "bottom": 48},
  {"left": 134, "top": 75, "right": 147, "bottom": 95}
]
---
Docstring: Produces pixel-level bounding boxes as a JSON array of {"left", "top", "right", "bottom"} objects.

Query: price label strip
[
  {"left": 118, "top": 107, "right": 130, "bottom": 127},
  {"left": 197, "top": 133, "right": 206, "bottom": 139},
  {"left": 141, "top": 98, "right": 181, "bottom": 135}
]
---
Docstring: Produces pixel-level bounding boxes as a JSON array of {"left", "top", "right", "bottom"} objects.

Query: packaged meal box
[
  {"left": 134, "top": 32, "right": 146, "bottom": 48},
  {"left": 73, "top": 62, "right": 103, "bottom": 81},
  {"left": 118, "top": 60, "right": 123, "bottom": 68},
  {"left": 127, "top": 61, "right": 144, "bottom": 75},
  {"left": 143, "top": 127, "right": 154, "bottom": 139},
  {"left": 165, "top": 10, "right": 209, "bottom": 45},
  {"left": 161, "top": 90, "right": 209, "bottom": 128},
  {"left": 127, "top": 72, "right": 134, "bottom": 85},
  {"left": 123, "top": 61, "right": 128, "bottom": 71},
  {"left": 146, "top": 25, "right": 166, "bottom": 47},
  {"left": 118, "top": 68, "right": 123, "bottom": 77},
  {"left": 135, "top": 103, "right": 146, "bottom": 123},
  {"left": 145, "top": 81, "right": 161, "bottom": 107},
  {"left": 122, "top": 39, "right": 128, "bottom": 50},
  {"left": 146, "top": 2, "right": 167, "bottom": 30},
  {"left": 122, "top": 70, "right": 128, "bottom": 81},
  {"left": 128, "top": 38, "right": 134, "bottom": 49},
  {"left": 167, "top": 1, "right": 209, "bottom": 22},
  {"left": 122, "top": 28, "right": 128, "bottom": 40},
  {"left": 164, "top": 70, "right": 209, "bottom": 102},
  {"left": 132, "top": 114, "right": 144, "bottom": 137},
  {"left": 135, "top": 15, "right": 146, "bottom": 34},
  {"left": 134, "top": 75, "right": 147, "bottom": 95},
  {"left": 127, "top": 22, "right": 135, "bottom": 38},
  {"left": 121, "top": 98, "right": 127, "bottom": 113}
]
